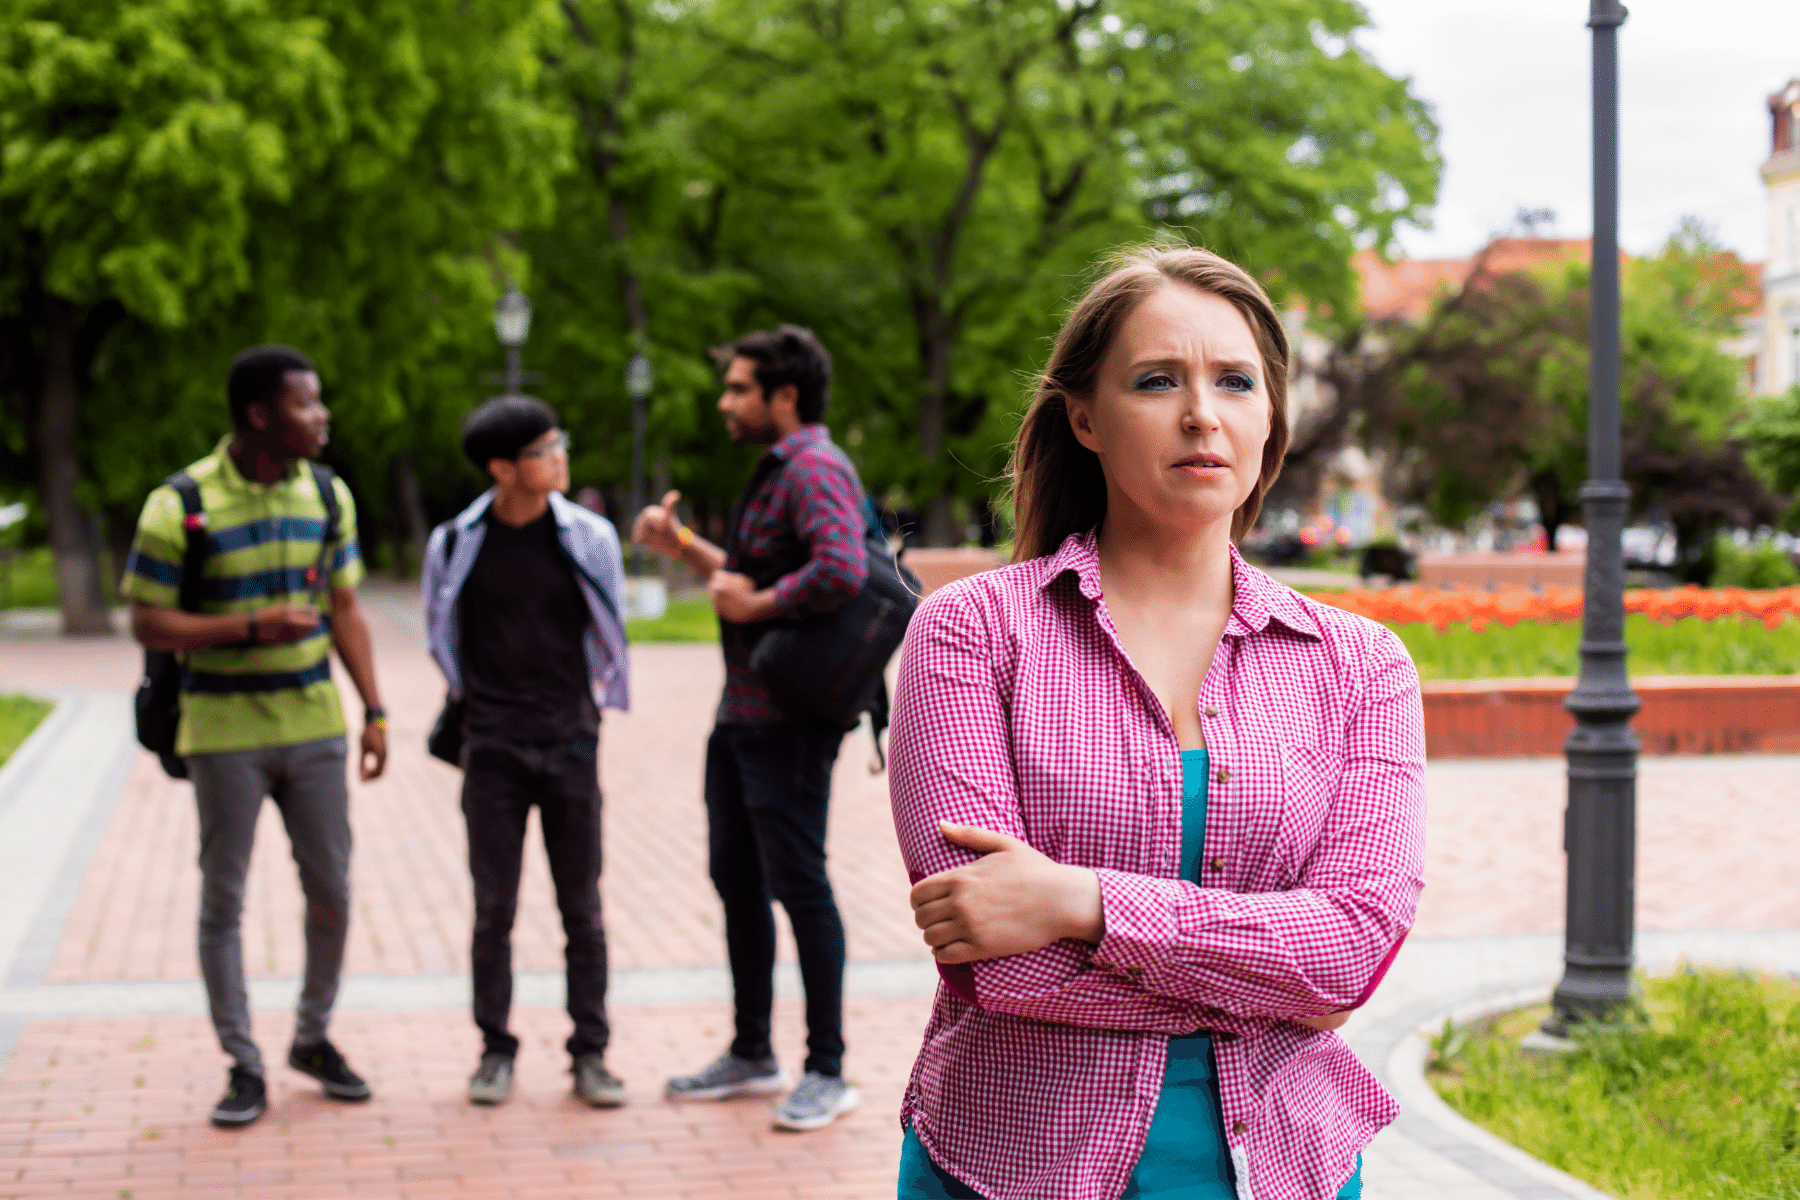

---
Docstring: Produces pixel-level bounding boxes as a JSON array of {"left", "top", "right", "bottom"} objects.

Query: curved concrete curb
[{"left": 1382, "top": 985, "right": 1617, "bottom": 1200}]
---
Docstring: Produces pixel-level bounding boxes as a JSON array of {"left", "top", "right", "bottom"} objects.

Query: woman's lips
[{"left": 1174, "top": 458, "right": 1229, "bottom": 478}]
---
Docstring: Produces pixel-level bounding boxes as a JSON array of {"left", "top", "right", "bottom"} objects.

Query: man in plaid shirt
[{"left": 633, "top": 325, "right": 868, "bottom": 1132}]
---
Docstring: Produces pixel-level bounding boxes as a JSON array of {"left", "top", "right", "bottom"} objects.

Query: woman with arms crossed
[{"left": 888, "top": 246, "right": 1426, "bottom": 1200}]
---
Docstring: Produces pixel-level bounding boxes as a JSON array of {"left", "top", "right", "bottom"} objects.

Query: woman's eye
[
  {"left": 1133, "top": 372, "right": 1178, "bottom": 391},
  {"left": 1220, "top": 373, "right": 1256, "bottom": 392}
]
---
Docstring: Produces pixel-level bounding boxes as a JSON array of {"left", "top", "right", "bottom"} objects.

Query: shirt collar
[
  {"left": 1036, "top": 529, "right": 1322, "bottom": 641},
  {"left": 212, "top": 434, "right": 303, "bottom": 493},
  {"left": 767, "top": 423, "right": 831, "bottom": 463}
]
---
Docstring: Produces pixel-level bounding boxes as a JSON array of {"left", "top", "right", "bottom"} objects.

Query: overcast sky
[{"left": 1354, "top": 0, "right": 1800, "bottom": 262}]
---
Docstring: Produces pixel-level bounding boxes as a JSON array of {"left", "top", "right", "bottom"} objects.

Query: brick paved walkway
[{"left": 2, "top": 585, "right": 1796, "bottom": 1199}]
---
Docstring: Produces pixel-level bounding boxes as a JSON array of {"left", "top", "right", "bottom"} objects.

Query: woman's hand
[{"left": 910, "top": 823, "right": 1104, "bottom": 964}]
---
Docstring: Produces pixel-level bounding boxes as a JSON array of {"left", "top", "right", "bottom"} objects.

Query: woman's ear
[{"left": 1065, "top": 394, "right": 1102, "bottom": 455}]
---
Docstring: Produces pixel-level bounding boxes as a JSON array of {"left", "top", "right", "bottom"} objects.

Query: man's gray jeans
[{"left": 187, "top": 736, "right": 351, "bottom": 1076}]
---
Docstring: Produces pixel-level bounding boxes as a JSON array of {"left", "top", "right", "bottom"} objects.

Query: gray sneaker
[
  {"left": 772, "top": 1070, "right": 860, "bottom": 1132},
  {"left": 468, "top": 1054, "right": 513, "bottom": 1106},
  {"left": 573, "top": 1055, "right": 626, "bottom": 1108},
  {"left": 664, "top": 1052, "right": 787, "bottom": 1101}
]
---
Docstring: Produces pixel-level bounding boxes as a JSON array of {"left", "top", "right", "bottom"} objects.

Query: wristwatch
[{"left": 365, "top": 706, "right": 388, "bottom": 731}]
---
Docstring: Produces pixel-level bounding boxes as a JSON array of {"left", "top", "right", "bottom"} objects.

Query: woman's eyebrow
[{"left": 1213, "top": 357, "right": 1261, "bottom": 376}]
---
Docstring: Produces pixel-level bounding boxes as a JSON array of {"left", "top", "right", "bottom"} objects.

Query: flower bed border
[{"left": 1424, "top": 676, "right": 1800, "bottom": 758}]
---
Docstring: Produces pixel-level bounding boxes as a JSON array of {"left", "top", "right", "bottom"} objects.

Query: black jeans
[
  {"left": 704, "top": 721, "right": 846, "bottom": 1077},
  {"left": 462, "top": 736, "right": 609, "bottom": 1060}
]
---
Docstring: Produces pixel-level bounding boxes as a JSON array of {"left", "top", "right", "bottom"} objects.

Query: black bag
[
  {"left": 743, "top": 445, "right": 921, "bottom": 759},
  {"left": 427, "top": 522, "right": 465, "bottom": 767},
  {"left": 748, "top": 528, "right": 920, "bottom": 738},
  {"left": 133, "top": 463, "right": 342, "bottom": 780},
  {"left": 134, "top": 471, "right": 207, "bottom": 779}
]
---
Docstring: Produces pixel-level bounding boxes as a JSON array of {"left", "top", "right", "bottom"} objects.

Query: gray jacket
[{"left": 421, "top": 490, "right": 630, "bottom": 712}]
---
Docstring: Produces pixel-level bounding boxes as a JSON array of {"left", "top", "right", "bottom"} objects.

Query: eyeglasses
[{"left": 519, "top": 431, "right": 571, "bottom": 460}]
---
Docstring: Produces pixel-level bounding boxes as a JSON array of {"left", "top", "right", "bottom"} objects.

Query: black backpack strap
[
  {"left": 306, "top": 463, "right": 343, "bottom": 599},
  {"left": 168, "top": 470, "right": 207, "bottom": 613}
]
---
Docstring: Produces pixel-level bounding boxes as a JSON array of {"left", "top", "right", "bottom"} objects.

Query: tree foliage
[
  {"left": 1357, "top": 227, "right": 1775, "bottom": 582},
  {"left": 1, "top": 0, "right": 1443, "bottom": 624}
]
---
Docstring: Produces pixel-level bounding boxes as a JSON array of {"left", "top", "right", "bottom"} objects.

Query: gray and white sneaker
[
  {"left": 664, "top": 1052, "right": 787, "bottom": 1101},
  {"left": 468, "top": 1053, "right": 513, "bottom": 1106},
  {"left": 573, "top": 1055, "right": 626, "bottom": 1108},
  {"left": 772, "top": 1071, "right": 860, "bottom": 1132}
]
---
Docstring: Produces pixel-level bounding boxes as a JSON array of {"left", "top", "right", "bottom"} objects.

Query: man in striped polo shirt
[{"left": 123, "top": 345, "right": 388, "bottom": 1129}]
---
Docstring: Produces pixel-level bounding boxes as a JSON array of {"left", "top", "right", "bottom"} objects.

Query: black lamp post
[
  {"left": 626, "top": 350, "right": 653, "bottom": 576},
  {"left": 1544, "top": 0, "right": 1640, "bottom": 1036},
  {"left": 494, "top": 286, "right": 533, "bottom": 395}
]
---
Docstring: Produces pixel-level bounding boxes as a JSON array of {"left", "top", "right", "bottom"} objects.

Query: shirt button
[
  {"left": 1209, "top": 857, "right": 1224, "bottom": 872},
  {"left": 1204, "top": 705, "right": 1218, "bottom": 717},
  {"left": 1232, "top": 1120, "right": 1249, "bottom": 1135},
  {"left": 1216, "top": 767, "right": 1230, "bottom": 784}
]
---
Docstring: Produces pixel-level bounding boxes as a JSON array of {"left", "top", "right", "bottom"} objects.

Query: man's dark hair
[
  {"left": 461, "top": 395, "right": 559, "bottom": 473},
  {"left": 227, "top": 345, "right": 316, "bottom": 428},
  {"left": 720, "top": 325, "right": 833, "bottom": 423}
]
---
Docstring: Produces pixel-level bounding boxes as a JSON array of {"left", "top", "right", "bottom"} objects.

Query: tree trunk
[
  {"left": 38, "top": 296, "right": 111, "bottom": 634},
  {"left": 390, "top": 451, "right": 430, "bottom": 578}
]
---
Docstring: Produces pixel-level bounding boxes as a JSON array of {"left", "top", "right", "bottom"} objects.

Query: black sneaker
[
  {"left": 288, "top": 1039, "right": 372, "bottom": 1101},
  {"left": 210, "top": 1066, "right": 267, "bottom": 1128}
]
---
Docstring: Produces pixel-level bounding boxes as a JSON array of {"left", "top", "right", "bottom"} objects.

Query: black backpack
[
  {"left": 134, "top": 463, "right": 341, "bottom": 779},
  {"left": 738, "top": 445, "right": 921, "bottom": 766}
]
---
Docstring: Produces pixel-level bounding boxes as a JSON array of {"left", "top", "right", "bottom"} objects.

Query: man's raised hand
[{"left": 631, "top": 489, "right": 685, "bottom": 557}]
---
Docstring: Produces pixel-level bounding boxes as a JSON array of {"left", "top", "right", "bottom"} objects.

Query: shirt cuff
[{"left": 1089, "top": 867, "right": 1190, "bottom": 980}]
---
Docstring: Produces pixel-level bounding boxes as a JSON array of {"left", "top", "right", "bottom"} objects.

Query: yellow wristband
[
  {"left": 367, "top": 716, "right": 388, "bottom": 731},
  {"left": 676, "top": 525, "right": 695, "bottom": 548}
]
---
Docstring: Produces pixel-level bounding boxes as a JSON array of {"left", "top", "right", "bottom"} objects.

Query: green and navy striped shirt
[{"left": 122, "top": 436, "right": 364, "bottom": 756}]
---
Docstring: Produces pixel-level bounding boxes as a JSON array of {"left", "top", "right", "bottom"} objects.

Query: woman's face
[{"left": 1068, "top": 282, "right": 1271, "bottom": 537}]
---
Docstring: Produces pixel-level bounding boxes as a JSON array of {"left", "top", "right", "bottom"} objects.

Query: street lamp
[
  {"left": 1544, "top": 0, "right": 1640, "bottom": 1037},
  {"left": 494, "top": 286, "right": 533, "bottom": 395},
  {"left": 626, "top": 350, "right": 653, "bottom": 576}
]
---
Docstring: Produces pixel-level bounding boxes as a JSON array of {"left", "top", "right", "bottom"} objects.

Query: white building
[{"left": 1760, "top": 78, "right": 1800, "bottom": 395}]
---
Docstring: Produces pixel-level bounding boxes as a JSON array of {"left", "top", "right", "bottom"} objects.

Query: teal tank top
[{"left": 896, "top": 749, "right": 1362, "bottom": 1199}]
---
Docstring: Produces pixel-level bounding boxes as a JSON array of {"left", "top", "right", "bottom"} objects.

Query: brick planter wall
[{"left": 1423, "top": 676, "right": 1800, "bottom": 758}]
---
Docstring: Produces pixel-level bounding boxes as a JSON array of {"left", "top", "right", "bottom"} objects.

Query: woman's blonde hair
[{"left": 1009, "top": 245, "right": 1291, "bottom": 563}]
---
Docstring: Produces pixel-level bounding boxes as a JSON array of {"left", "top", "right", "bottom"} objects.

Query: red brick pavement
[
  {"left": 5, "top": 590, "right": 1798, "bottom": 1199},
  {"left": 43, "top": 602, "right": 920, "bottom": 983},
  {"left": 1, "top": 996, "right": 931, "bottom": 1200}
]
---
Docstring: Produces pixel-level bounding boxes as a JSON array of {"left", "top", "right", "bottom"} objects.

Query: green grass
[
  {"left": 0, "top": 694, "right": 54, "bottom": 767},
  {"left": 1393, "top": 614, "right": 1800, "bottom": 680},
  {"left": 0, "top": 546, "right": 60, "bottom": 609},
  {"left": 1432, "top": 972, "right": 1800, "bottom": 1200},
  {"left": 626, "top": 594, "right": 720, "bottom": 643}
]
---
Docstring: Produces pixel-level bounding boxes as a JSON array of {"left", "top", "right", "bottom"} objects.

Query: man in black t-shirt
[{"left": 421, "top": 396, "right": 630, "bottom": 1108}]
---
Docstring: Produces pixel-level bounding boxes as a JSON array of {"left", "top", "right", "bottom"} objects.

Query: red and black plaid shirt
[{"left": 718, "top": 424, "right": 868, "bottom": 724}]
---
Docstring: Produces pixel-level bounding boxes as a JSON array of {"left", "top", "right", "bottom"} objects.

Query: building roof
[{"left": 1356, "top": 238, "right": 1764, "bottom": 323}]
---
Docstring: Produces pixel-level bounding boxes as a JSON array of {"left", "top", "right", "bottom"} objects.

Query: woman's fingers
[
  {"left": 909, "top": 876, "right": 954, "bottom": 910},
  {"left": 931, "top": 939, "right": 981, "bottom": 964},
  {"left": 939, "top": 821, "right": 1028, "bottom": 855}
]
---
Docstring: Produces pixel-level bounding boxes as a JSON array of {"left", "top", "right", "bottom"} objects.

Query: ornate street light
[
  {"left": 493, "top": 286, "right": 533, "bottom": 395},
  {"left": 1544, "top": 0, "right": 1640, "bottom": 1037},
  {"left": 626, "top": 350, "right": 653, "bottom": 576}
]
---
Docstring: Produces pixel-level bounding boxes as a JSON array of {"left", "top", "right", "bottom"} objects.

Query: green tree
[
  {"left": 0, "top": 0, "right": 571, "bottom": 629},
  {"left": 525, "top": 0, "right": 1438, "bottom": 546},
  {"left": 1744, "top": 385, "right": 1800, "bottom": 526},
  {"left": 1360, "top": 225, "right": 1773, "bottom": 579},
  {"left": 696, "top": 0, "right": 1440, "bottom": 543},
  {"left": 0, "top": 0, "right": 345, "bottom": 631}
]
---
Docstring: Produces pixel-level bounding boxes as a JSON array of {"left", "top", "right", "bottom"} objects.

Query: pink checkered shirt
[{"left": 888, "top": 531, "right": 1427, "bottom": 1200}]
